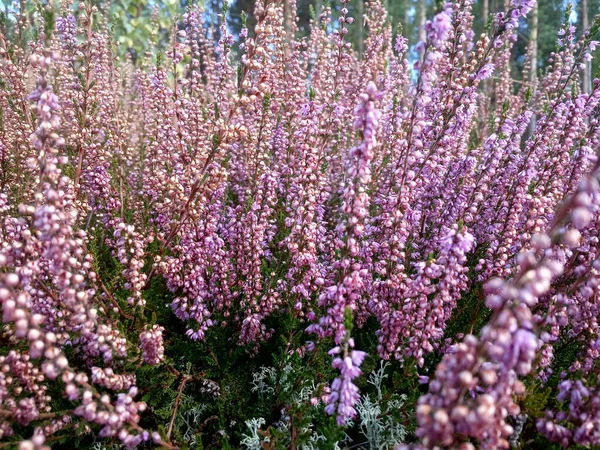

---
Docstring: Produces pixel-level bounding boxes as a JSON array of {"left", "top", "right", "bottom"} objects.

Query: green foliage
[
  {"left": 101, "top": 0, "right": 185, "bottom": 61},
  {"left": 41, "top": 4, "right": 56, "bottom": 42},
  {"left": 521, "top": 382, "right": 552, "bottom": 418},
  {"left": 88, "top": 292, "right": 413, "bottom": 450},
  {"left": 443, "top": 282, "right": 490, "bottom": 341},
  {"left": 354, "top": 361, "right": 408, "bottom": 449}
]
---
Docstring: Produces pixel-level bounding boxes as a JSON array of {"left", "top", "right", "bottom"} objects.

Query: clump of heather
[{"left": 0, "top": 0, "right": 600, "bottom": 448}]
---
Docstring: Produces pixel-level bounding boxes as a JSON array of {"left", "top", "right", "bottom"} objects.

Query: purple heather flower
[{"left": 477, "top": 63, "right": 495, "bottom": 80}]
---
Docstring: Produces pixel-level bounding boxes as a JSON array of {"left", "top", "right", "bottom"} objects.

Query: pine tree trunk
[
  {"left": 583, "top": 0, "right": 592, "bottom": 94},
  {"left": 284, "top": 0, "right": 292, "bottom": 57},
  {"left": 528, "top": 1, "right": 539, "bottom": 136},
  {"left": 418, "top": 0, "right": 427, "bottom": 42},
  {"left": 482, "top": 0, "right": 489, "bottom": 24},
  {"left": 404, "top": 1, "right": 410, "bottom": 38},
  {"left": 358, "top": 0, "right": 365, "bottom": 57},
  {"left": 481, "top": 0, "right": 491, "bottom": 130},
  {"left": 530, "top": 2, "right": 538, "bottom": 86}
]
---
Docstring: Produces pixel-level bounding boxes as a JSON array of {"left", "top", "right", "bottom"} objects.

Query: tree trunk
[
  {"left": 529, "top": 2, "right": 538, "bottom": 87},
  {"left": 481, "top": 0, "right": 491, "bottom": 125},
  {"left": 404, "top": 1, "right": 410, "bottom": 38},
  {"left": 284, "top": 0, "right": 293, "bottom": 57},
  {"left": 583, "top": 0, "right": 592, "bottom": 94},
  {"left": 528, "top": 1, "right": 538, "bottom": 136},
  {"left": 418, "top": 0, "right": 427, "bottom": 43},
  {"left": 482, "top": 0, "right": 489, "bottom": 26},
  {"left": 358, "top": 0, "right": 365, "bottom": 57}
]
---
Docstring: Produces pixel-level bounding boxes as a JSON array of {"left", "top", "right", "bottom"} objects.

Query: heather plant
[{"left": 1, "top": 0, "right": 600, "bottom": 449}]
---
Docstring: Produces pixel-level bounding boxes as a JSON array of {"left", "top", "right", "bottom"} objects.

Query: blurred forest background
[{"left": 1, "top": 0, "right": 599, "bottom": 91}]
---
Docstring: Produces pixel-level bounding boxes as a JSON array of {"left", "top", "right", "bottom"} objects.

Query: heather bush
[{"left": 0, "top": 0, "right": 600, "bottom": 449}]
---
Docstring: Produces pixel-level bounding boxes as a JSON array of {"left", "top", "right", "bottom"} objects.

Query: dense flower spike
[
  {"left": 138, "top": 325, "right": 165, "bottom": 365},
  {"left": 325, "top": 332, "right": 367, "bottom": 425},
  {"left": 306, "top": 81, "right": 381, "bottom": 342},
  {"left": 1, "top": 0, "right": 600, "bottom": 448}
]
